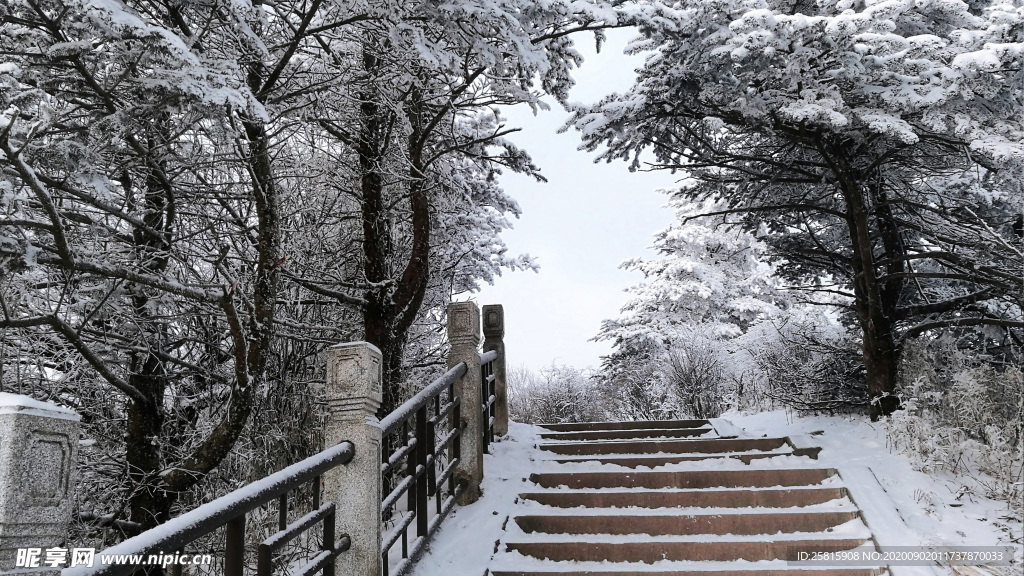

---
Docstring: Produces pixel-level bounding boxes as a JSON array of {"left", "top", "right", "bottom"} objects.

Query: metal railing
[
  {"left": 64, "top": 441, "right": 356, "bottom": 576},
  {"left": 480, "top": 349, "right": 498, "bottom": 453},
  {"left": 56, "top": 308, "right": 503, "bottom": 576},
  {"left": 377, "top": 363, "right": 467, "bottom": 576}
]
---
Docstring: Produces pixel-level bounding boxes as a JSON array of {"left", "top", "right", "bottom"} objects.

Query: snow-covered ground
[
  {"left": 723, "top": 411, "right": 1022, "bottom": 565},
  {"left": 407, "top": 411, "right": 1023, "bottom": 576}
]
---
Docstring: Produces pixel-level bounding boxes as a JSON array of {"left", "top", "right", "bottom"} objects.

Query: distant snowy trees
[
  {"left": 593, "top": 195, "right": 786, "bottom": 418},
  {"left": 572, "top": 0, "right": 1024, "bottom": 419},
  {"left": 597, "top": 196, "right": 783, "bottom": 347}
]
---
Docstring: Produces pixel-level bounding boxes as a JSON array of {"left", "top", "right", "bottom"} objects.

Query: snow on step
[
  {"left": 529, "top": 468, "right": 839, "bottom": 489},
  {"left": 504, "top": 537, "right": 873, "bottom": 563},
  {"left": 538, "top": 437, "right": 791, "bottom": 456},
  {"left": 504, "top": 517, "right": 872, "bottom": 543},
  {"left": 489, "top": 418, "right": 884, "bottom": 576},
  {"left": 539, "top": 427, "right": 715, "bottom": 442},
  {"left": 549, "top": 448, "right": 795, "bottom": 467},
  {"left": 538, "top": 419, "right": 711, "bottom": 432},
  {"left": 708, "top": 417, "right": 747, "bottom": 438},
  {"left": 514, "top": 511, "right": 862, "bottom": 535},
  {"left": 490, "top": 561, "right": 886, "bottom": 576},
  {"left": 518, "top": 488, "right": 852, "bottom": 510}
]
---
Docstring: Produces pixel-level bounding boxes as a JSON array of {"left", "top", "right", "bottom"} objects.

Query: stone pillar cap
[
  {"left": 447, "top": 302, "right": 481, "bottom": 347},
  {"left": 482, "top": 304, "right": 504, "bottom": 339},
  {"left": 328, "top": 341, "right": 383, "bottom": 356},
  {"left": 0, "top": 392, "right": 80, "bottom": 421}
]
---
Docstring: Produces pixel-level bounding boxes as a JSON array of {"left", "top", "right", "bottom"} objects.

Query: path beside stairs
[{"left": 487, "top": 418, "right": 888, "bottom": 576}]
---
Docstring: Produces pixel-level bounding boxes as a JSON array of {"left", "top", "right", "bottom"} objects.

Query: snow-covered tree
[
  {"left": 1, "top": 0, "right": 666, "bottom": 534},
  {"left": 596, "top": 193, "right": 787, "bottom": 419},
  {"left": 572, "top": 0, "right": 1024, "bottom": 418},
  {"left": 326, "top": 0, "right": 691, "bottom": 414},
  {"left": 598, "top": 194, "right": 784, "bottom": 350}
]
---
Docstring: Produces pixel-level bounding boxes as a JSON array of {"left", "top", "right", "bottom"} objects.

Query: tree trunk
[
  {"left": 834, "top": 151, "right": 902, "bottom": 420},
  {"left": 357, "top": 59, "right": 433, "bottom": 417},
  {"left": 159, "top": 72, "right": 274, "bottom": 496},
  {"left": 123, "top": 138, "right": 176, "bottom": 527},
  {"left": 357, "top": 63, "right": 402, "bottom": 415},
  {"left": 125, "top": 374, "right": 171, "bottom": 528}
]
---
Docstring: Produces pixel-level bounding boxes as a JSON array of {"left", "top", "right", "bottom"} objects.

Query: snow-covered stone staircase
[{"left": 487, "top": 418, "right": 886, "bottom": 576}]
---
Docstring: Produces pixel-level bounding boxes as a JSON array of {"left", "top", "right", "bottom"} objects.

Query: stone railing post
[
  {"left": 482, "top": 305, "right": 507, "bottom": 437},
  {"left": 0, "top": 393, "right": 80, "bottom": 574},
  {"left": 324, "top": 342, "right": 382, "bottom": 576},
  {"left": 446, "top": 301, "right": 483, "bottom": 504}
]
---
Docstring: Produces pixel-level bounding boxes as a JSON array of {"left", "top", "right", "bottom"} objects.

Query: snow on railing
[
  {"left": 379, "top": 364, "right": 466, "bottom": 576},
  {"left": 33, "top": 302, "right": 504, "bottom": 576},
  {"left": 378, "top": 302, "right": 505, "bottom": 576},
  {"left": 63, "top": 441, "right": 356, "bottom": 576}
]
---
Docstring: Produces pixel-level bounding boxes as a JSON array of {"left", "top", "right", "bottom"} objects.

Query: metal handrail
[
  {"left": 63, "top": 441, "right": 355, "bottom": 576},
  {"left": 379, "top": 360, "right": 476, "bottom": 576},
  {"left": 379, "top": 363, "right": 466, "bottom": 436},
  {"left": 480, "top": 350, "right": 498, "bottom": 452}
]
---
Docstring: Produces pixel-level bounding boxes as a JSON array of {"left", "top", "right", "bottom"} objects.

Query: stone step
[
  {"left": 486, "top": 420, "right": 865, "bottom": 576},
  {"left": 540, "top": 427, "right": 714, "bottom": 442},
  {"left": 550, "top": 451, "right": 794, "bottom": 467},
  {"left": 504, "top": 538, "right": 870, "bottom": 563},
  {"left": 519, "top": 487, "right": 848, "bottom": 509},
  {"left": 538, "top": 419, "right": 711, "bottom": 432},
  {"left": 491, "top": 565, "right": 884, "bottom": 569},
  {"left": 538, "top": 438, "right": 788, "bottom": 456},
  {"left": 514, "top": 511, "right": 861, "bottom": 535},
  {"left": 530, "top": 468, "right": 836, "bottom": 490}
]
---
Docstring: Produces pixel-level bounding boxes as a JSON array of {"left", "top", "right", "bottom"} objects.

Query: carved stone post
[
  {"left": 482, "top": 305, "right": 508, "bottom": 438},
  {"left": 324, "top": 342, "right": 382, "bottom": 576},
  {"left": 446, "top": 301, "right": 483, "bottom": 504},
  {"left": 0, "top": 393, "right": 79, "bottom": 574}
]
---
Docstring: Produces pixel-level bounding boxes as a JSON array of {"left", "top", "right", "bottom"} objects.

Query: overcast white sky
[{"left": 469, "top": 30, "right": 681, "bottom": 372}]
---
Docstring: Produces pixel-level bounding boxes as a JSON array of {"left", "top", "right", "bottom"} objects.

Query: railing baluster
[
  {"left": 279, "top": 493, "right": 288, "bottom": 531},
  {"left": 415, "top": 404, "right": 429, "bottom": 539},
  {"left": 401, "top": 522, "right": 408, "bottom": 558},
  {"left": 257, "top": 541, "right": 272, "bottom": 576},
  {"left": 451, "top": 378, "right": 460, "bottom": 497},
  {"left": 427, "top": 399, "right": 437, "bottom": 505},
  {"left": 323, "top": 506, "right": 336, "bottom": 576},
  {"left": 487, "top": 363, "right": 493, "bottom": 445},
  {"left": 480, "top": 360, "right": 489, "bottom": 455},
  {"left": 404, "top": 419, "right": 414, "bottom": 519},
  {"left": 225, "top": 516, "right": 245, "bottom": 576},
  {"left": 491, "top": 360, "right": 499, "bottom": 440}
]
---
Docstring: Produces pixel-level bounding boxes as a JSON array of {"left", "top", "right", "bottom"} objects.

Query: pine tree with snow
[
  {"left": 571, "top": 0, "right": 1024, "bottom": 419},
  {"left": 598, "top": 194, "right": 784, "bottom": 350}
]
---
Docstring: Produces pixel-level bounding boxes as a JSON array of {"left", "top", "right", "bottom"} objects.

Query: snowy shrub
[
  {"left": 750, "top": 317, "right": 867, "bottom": 413},
  {"left": 507, "top": 364, "right": 605, "bottom": 424},
  {"left": 724, "top": 369, "right": 768, "bottom": 413},
  {"left": 664, "top": 333, "right": 726, "bottom": 419},
  {"left": 590, "top": 193, "right": 790, "bottom": 420},
  {"left": 886, "top": 338, "right": 1023, "bottom": 516},
  {"left": 597, "top": 357, "right": 674, "bottom": 422}
]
